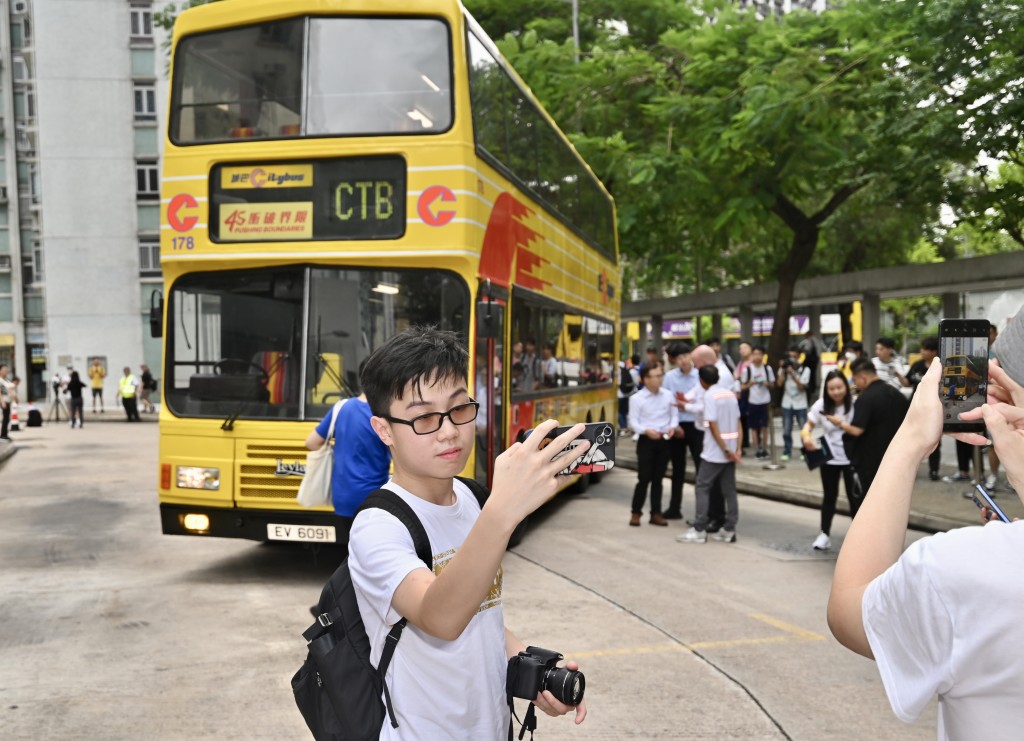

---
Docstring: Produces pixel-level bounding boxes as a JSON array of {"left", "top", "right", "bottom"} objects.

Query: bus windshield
[
  {"left": 171, "top": 16, "right": 452, "bottom": 143},
  {"left": 165, "top": 266, "right": 468, "bottom": 421}
]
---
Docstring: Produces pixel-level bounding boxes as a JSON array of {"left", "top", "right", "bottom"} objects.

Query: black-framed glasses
[{"left": 383, "top": 400, "right": 480, "bottom": 435}]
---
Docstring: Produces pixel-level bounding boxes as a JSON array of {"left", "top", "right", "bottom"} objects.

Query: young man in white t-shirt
[
  {"left": 678, "top": 365, "right": 742, "bottom": 544},
  {"left": 739, "top": 346, "right": 774, "bottom": 459},
  {"left": 828, "top": 359, "right": 1024, "bottom": 739},
  {"left": 350, "top": 327, "right": 588, "bottom": 739}
]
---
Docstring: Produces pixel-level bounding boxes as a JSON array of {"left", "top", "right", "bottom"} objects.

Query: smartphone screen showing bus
[{"left": 938, "top": 318, "right": 989, "bottom": 433}]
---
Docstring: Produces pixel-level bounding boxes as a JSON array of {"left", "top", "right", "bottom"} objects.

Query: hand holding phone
[
  {"left": 938, "top": 319, "right": 990, "bottom": 433},
  {"left": 970, "top": 483, "right": 1010, "bottom": 523},
  {"left": 524, "top": 422, "right": 616, "bottom": 476}
]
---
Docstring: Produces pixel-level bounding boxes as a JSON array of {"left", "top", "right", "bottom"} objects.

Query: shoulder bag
[{"left": 297, "top": 400, "right": 347, "bottom": 509}]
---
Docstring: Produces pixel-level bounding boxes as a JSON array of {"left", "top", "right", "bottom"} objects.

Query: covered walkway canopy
[{"left": 622, "top": 252, "right": 1024, "bottom": 348}]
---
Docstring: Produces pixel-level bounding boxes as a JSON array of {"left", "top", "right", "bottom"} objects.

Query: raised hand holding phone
[
  {"left": 490, "top": 421, "right": 588, "bottom": 526},
  {"left": 938, "top": 318, "right": 990, "bottom": 433}
]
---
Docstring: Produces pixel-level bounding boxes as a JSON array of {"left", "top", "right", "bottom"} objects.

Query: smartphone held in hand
[
  {"left": 938, "top": 319, "right": 989, "bottom": 433},
  {"left": 970, "top": 483, "right": 1011, "bottom": 524},
  {"left": 523, "top": 422, "right": 616, "bottom": 476}
]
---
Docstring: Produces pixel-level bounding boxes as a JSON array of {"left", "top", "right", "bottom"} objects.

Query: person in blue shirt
[
  {"left": 662, "top": 344, "right": 701, "bottom": 520},
  {"left": 305, "top": 365, "right": 391, "bottom": 528}
]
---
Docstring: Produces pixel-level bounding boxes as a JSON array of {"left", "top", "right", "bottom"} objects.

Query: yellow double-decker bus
[
  {"left": 942, "top": 354, "right": 983, "bottom": 400},
  {"left": 157, "top": 0, "right": 620, "bottom": 546}
]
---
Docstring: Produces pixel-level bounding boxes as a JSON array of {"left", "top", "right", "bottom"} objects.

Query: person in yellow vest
[
  {"left": 116, "top": 366, "right": 141, "bottom": 422},
  {"left": 88, "top": 358, "right": 106, "bottom": 413}
]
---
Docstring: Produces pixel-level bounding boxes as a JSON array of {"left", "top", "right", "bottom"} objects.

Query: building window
[
  {"left": 134, "top": 83, "right": 156, "bottom": 121},
  {"left": 22, "top": 251, "right": 42, "bottom": 292},
  {"left": 26, "top": 89, "right": 35, "bottom": 119},
  {"left": 139, "top": 242, "right": 161, "bottom": 275},
  {"left": 130, "top": 7, "right": 154, "bottom": 40},
  {"left": 32, "top": 242, "right": 43, "bottom": 281},
  {"left": 12, "top": 55, "right": 29, "bottom": 82},
  {"left": 136, "top": 161, "right": 159, "bottom": 200},
  {"left": 28, "top": 163, "right": 40, "bottom": 203}
]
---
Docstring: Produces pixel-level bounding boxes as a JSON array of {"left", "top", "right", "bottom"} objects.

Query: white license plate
[{"left": 266, "top": 523, "right": 336, "bottom": 543}]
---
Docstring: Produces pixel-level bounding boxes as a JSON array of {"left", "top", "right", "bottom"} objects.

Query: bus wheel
[{"left": 508, "top": 517, "right": 529, "bottom": 548}]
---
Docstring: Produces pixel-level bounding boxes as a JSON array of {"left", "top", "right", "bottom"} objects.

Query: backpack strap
[
  {"left": 353, "top": 488, "right": 435, "bottom": 729},
  {"left": 357, "top": 489, "right": 433, "bottom": 569},
  {"left": 455, "top": 475, "right": 490, "bottom": 511}
]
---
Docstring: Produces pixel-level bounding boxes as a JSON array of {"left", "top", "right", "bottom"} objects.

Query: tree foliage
[{"left": 470, "top": 0, "right": 1022, "bottom": 362}]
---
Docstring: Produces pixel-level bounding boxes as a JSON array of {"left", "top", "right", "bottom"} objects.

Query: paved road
[{"left": 0, "top": 421, "right": 939, "bottom": 739}]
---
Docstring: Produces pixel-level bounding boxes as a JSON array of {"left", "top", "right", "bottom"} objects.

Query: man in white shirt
[
  {"left": 828, "top": 357, "right": 1024, "bottom": 740},
  {"left": 871, "top": 336, "right": 910, "bottom": 391},
  {"left": 351, "top": 327, "right": 587, "bottom": 739},
  {"left": 0, "top": 364, "right": 13, "bottom": 440},
  {"left": 627, "top": 361, "right": 678, "bottom": 527},
  {"left": 739, "top": 346, "right": 774, "bottom": 459},
  {"left": 683, "top": 344, "right": 728, "bottom": 530},
  {"left": 678, "top": 365, "right": 742, "bottom": 544}
]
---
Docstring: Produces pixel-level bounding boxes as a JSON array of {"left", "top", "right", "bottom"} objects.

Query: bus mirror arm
[
  {"left": 150, "top": 290, "right": 164, "bottom": 338},
  {"left": 476, "top": 300, "right": 503, "bottom": 340}
]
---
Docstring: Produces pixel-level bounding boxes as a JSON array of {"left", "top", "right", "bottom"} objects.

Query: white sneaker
[
  {"left": 677, "top": 527, "right": 706, "bottom": 544},
  {"left": 986, "top": 474, "right": 998, "bottom": 490},
  {"left": 812, "top": 532, "right": 831, "bottom": 550},
  {"left": 711, "top": 529, "right": 737, "bottom": 543}
]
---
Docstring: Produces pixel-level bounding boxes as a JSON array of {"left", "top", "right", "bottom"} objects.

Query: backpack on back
[
  {"left": 618, "top": 366, "right": 636, "bottom": 395},
  {"left": 292, "top": 477, "right": 489, "bottom": 741}
]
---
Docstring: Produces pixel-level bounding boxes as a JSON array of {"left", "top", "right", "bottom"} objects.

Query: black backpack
[
  {"left": 619, "top": 366, "right": 636, "bottom": 395},
  {"left": 292, "top": 477, "right": 489, "bottom": 741}
]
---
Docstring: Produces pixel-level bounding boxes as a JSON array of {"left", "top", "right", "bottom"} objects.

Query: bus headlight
[
  {"left": 182, "top": 513, "right": 211, "bottom": 532},
  {"left": 176, "top": 466, "right": 221, "bottom": 490}
]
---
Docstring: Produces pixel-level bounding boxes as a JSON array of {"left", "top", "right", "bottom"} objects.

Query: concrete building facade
[{"left": 0, "top": 0, "right": 163, "bottom": 402}]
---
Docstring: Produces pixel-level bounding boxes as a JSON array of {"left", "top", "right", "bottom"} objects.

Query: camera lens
[{"left": 543, "top": 666, "right": 585, "bottom": 705}]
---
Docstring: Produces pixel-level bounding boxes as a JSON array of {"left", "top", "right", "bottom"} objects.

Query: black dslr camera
[{"left": 507, "top": 646, "right": 585, "bottom": 706}]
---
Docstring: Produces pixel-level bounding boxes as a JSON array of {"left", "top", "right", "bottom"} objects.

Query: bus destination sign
[{"left": 210, "top": 156, "right": 406, "bottom": 242}]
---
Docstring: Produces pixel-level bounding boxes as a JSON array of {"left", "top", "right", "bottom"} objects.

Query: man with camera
[
  {"left": 350, "top": 327, "right": 587, "bottom": 738},
  {"left": 776, "top": 347, "right": 811, "bottom": 461}
]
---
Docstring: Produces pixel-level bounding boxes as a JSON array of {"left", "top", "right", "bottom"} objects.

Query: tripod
[{"left": 46, "top": 385, "right": 68, "bottom": 423}]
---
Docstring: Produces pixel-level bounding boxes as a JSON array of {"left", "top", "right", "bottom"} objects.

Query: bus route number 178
[{"left": 267, "top": 523, "right": 337, "bottom": 543}]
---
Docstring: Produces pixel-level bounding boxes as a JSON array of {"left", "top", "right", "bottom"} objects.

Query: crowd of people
[{"left": 617, "top": 321, "right": 1016, "bottom": 552}]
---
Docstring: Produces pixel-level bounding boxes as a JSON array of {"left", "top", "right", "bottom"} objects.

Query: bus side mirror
[
  {"left": 150, "top": 291, "right": 163, "bottom": 338},
  {"left": 476, "top": 301, "right": 503, "bottom": 340}
]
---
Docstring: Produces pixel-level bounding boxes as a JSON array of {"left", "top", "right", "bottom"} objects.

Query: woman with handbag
[
  {"left": 302, "top": 386, "right": 391, "bottom": 524},
  {"left": 801, "top": 370, "right": 858, "bottom": 551}
]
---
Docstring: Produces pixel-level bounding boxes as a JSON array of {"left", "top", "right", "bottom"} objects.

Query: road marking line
[
  {"left": 568, "top": 613, "right": 824, "bottom": 660},
  {"left": 749, "top": 612, "right": 825, "bottom": 641}
]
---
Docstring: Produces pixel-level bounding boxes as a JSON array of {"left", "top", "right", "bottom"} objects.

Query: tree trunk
[{"left": 768, "top": 224, "right": 819, "bottom": 369}]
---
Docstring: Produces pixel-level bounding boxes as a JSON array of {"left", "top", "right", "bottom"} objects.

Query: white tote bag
[{"left": 296, "top": 399, "right": 346, "bottom": 508}]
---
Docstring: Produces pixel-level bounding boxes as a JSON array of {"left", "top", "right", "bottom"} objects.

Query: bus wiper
[{"left": 221, "top": 401, "right": 247, "bottom": 431}]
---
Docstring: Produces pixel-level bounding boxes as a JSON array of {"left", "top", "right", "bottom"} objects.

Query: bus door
[{"left": 474, "top": 286, "right": 507, "bottom": 488}]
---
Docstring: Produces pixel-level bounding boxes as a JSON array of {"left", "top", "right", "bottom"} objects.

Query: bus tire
[{"left": 508, "top": 517, "right": 529, "bottom": 548}]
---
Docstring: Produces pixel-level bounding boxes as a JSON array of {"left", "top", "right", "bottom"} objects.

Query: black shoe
[
  {"left": 929, "top": 470, "right": 940, "bottom": 481},
  {"left": 662, "top": 510, "right": 684, "bottom": 520},
  {"left": 706, "top": 519, "right": 723, "bottom": 534}
]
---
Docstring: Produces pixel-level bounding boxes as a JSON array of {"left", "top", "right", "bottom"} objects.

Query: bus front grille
[{"left": 238, "top": 445, "right": 308, "bottom": 501}]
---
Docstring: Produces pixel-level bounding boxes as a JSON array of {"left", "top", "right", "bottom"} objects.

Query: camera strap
[{"left": 507, "top": 701, "right": 537, "bottom": 741}]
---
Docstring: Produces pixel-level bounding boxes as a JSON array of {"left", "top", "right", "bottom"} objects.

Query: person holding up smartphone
[{"left": 828, "top": 351, "right": 1024, "bottom": 737}]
